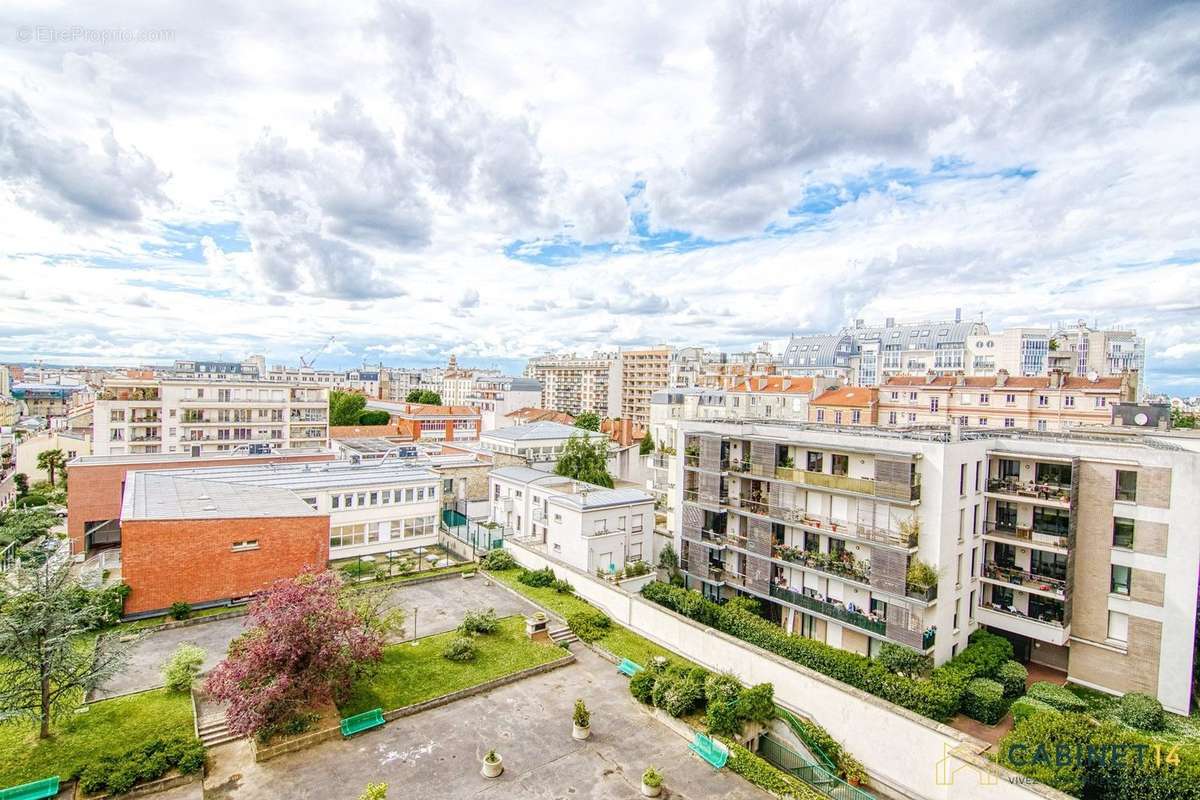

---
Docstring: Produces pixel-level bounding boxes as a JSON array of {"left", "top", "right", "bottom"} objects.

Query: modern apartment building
[
  {"left": 463, "top": 375, "right": 542, "bottom": 431},
  {"left": 669, "top": 345, "right": 775, "bottom": 390},
  {"left": 264, "top": 365, "right": 381, "bottom": 398},
  {"left": 525, "top": 352, "right": 620, "bottom": 416},
  {"left": 619, "top": 346, "right": 672, "bottom": 429},
  {"left": 666, "top": 418, "right": 1199, "bottom": 714},
  {"left": 488, "top": 465, "right": 655, "bottom": 573},
  {"left": 92, "top": 376, "right": 329, "bottom": 457},
  {"left": 1049, "top": 321, "right": 1146, "bottom": 379},
  {"left": 878, "top": 371, "right": 1137, "bottom": 431}
]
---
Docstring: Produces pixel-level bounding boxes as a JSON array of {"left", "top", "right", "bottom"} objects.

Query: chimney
[
  {"left": 955, "top": 307, "right": 962, "bottom": 323},
  {"left": 996, "top": 369, "right": 1009, "bottom": 387},
  {"left": 1049, "top": 369, "right": 1063, "bottom": 389}
]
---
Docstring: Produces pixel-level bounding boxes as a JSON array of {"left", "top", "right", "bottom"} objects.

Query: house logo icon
[{"left": 935, "top": 743, "right": 1000, "bottom": 787}]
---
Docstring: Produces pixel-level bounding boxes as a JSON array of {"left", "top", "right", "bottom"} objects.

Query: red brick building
[
  {"left": 67, "top": 449, "right": 335, "bottom": 557},
  {"left": 388, "top": 403, "right": 481, "bottom": 442}
]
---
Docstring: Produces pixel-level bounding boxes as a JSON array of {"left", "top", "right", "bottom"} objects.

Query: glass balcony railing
[
  {"left": 774, "top": 466, "right": 920, "bottom": 502},
  {"left": 982, "top": 563, "right": 1067, "bottom": 597},
  {"left": 769, "top": 584, "right": 887, "bottom": 636},
  {"left": 986, "top": 478, "right": 1071, "bottom": 503}
]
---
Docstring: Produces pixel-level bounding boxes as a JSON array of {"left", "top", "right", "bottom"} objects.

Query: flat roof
[
  {"left": 481, "top": 421, "right": 607, "bottom": 442},
  {"left": 122, "top": 472, "right": 322, "bottom": 521},
  {"left": 489, "top": 465, "right": 653, "bottom": 510},
  {"left": 70, "top": 447, "right": 335, "bottom": 468},
  {"left": 151, "top": 460, "right": 440, "bottom": 492}
]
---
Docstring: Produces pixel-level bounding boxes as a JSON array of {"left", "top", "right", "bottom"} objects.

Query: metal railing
[
  {"left": 774, "top": 466, "right": 920, "bottom": 502},
  {"left": 978, "top": 602, "right": 1065, "bottom": 628},
  {"left": 982, "top": 563, "right": 1067, "bottom": 596},
  {"left": 985, "top": 478, "right": 1071, "bottom": 503},
  {"left": 769, "top": 584, "right": 887, "bottom": 636},
  {"left": 758, "top": 733, "right": 874, "bottom": 800},
  {"left": 983, "top": 523, "right": 1069, "bottom": 549}
]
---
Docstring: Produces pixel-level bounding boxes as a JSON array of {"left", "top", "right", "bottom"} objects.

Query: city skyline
[{"left": 2, "top": 1, "right": 1198, "bottom": 394}]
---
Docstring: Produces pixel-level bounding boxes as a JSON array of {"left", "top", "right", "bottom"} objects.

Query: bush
[
  {"left": 552, "top": 578, "right": 573, "bottom": 594},
  {"left": 517, "top": 567, "right": 556, "bottom": 588},
  {"left": 657, "top": 666, "right": 708, "bottom": 717},
  {"left": 566, "top": 609, "right": 611, "bottom": 643},
  {"left": 641, "top": 767, "right": 663, "bottom": 789},
  {"left": 442, "top": 636, "right": 478, "bottom": 662},
  {"left": 1010, "top": 696, "right": 1059, "bottom": 725},
  {"left": 877, "top": 642, "right": 931, "bottom": 677},
  {"left": 624, "top": 560, "right": 651, "bottom": 578},
  {"left": 1118, "top": 692, "right": 1164, "bottom": 731},
  {"left": 169, "top": 601, "right": 192, "bottom": 621},
  {"left": 339, "top": 560, "right": 376, "bottom": 580},
  {"left": 480, "top": 550, "right": 517, "bottom": 570},
  {"left": 995, "top": 660, "right": 1028, "bottom": 698},
  {"left": 573, "top": 698, "right": 590, "bottom": 728},
  {"left": 162, "top": 644, "right": 206, "bottom": 692},
  {"left": 962, "top": 678, "right": 1007, "bottom": 724},
  {"left": 722, "top": 738, "right": 821, "bottom": 800},
  {"left": 943, "top": 630, "right": 1013, "bottom": 681},
  {"left": 738, "top": 683, "right": 776, "bottom": 724},
  {"left": 1027, "top": 681, "right": 1088, "bottom": 712},
  {"left": 458, "top": 608, "right": 499, "bottom": 635},
  {"left": 359, "top": 784, "right": 388, "bottom": 800},
  {"left": 77, "top": 736, "right": 206, "bottom": 795},
  {"left": 630, "top": 668, "right": 657, "bottom": 704}
]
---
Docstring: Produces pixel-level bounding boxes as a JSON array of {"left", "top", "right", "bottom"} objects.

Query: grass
[
  {"left": 338, "top": 615, "right": 563, "bottom": 717},
  {"left": 485, "top": 568, "right": 701, "bottom": 671},
  {"left": 0, "top": 688, "right": 195, "bottom": 789},
  {"left": 345, "top": 562, "right": 474, "bottom": 591},
  {"left": 1066, "top": 683, "right": 1200, "bottom": 744}
]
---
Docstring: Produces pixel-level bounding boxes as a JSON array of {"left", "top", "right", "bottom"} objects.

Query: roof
[
  {"left": 70, "top": 447, "right": 335, "bottom": 468},
  {"left": 152, "top": 460, "right": 440, "bottom": 492},
  {"left": 367, "top": 400, "right": 480, "bottom": 418},
  {"left": 811, "top": 387, "right": 878, "bottom": 408},
  {"left": 329, "top": 424, "right": 402, "bottom": 440},
  {"left": 488, "top": 466, "right": 653, "bottom": 510},
  {"left": 505, "top": 407, "right": 575, "bottom": 425},
  {"left": 474, "top": 375, "right": 541, "bottom": 392},
  {"left": 781, "top": 334, "right": 856, "bottom": 369},
  {"left": 728, "top": 376, "right": 815, "bottom": 394},
  {"left": 489, "top": 465, "right": 567, "bottom": 483},
  {"left": 481, "top": 421, "right": 607, "bottom": 442},
  {"left": 882, "top": 374, "right": 1124, "bottom": 391},
  {"left": 122, "top": 472, "right": 321, "bottom": 521}
]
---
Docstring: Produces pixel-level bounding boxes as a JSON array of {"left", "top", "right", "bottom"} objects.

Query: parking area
[{"left": 203, "top": 645, "right": 770, "bottom": 800}]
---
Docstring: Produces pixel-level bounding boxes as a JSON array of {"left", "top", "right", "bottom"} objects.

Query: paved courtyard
[
  {"left": 95, "top": 615, "right": 248, "bottom": 699},
  {"left": 203, "top": 645, "right": 770, "bottom": 799}
]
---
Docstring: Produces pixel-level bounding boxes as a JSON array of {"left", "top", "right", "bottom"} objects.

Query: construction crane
[{"left": 299, "top": 336, "right": 335, "bottom": 369}]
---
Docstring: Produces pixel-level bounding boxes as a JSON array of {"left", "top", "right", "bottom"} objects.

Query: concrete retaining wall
[{"left": 504, "top": 540, "right": 1070, "bottom": 800}]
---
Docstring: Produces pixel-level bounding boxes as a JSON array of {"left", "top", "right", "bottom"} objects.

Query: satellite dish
[{"left": 1134, "top": 413, "right": 1149, "bottom": 426}]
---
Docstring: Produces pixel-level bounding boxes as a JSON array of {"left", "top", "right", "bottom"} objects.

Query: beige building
[
  {"left": 14, "top": 429, "right": 92, "bottom": 483},
  {"left": 878, "top": 370, "right": 1136, "bottom": 431},
  {"left": 525, "top": 352, "right": 620, "bottom": 416},
  {"left": 619, "top": 346, "right": 672, "bottom": 429}
]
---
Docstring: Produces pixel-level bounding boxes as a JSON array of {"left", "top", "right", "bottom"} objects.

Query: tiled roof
[
  {"left": 811, "top": 387, "right": 878, "bottom": 408},
  {"left": 728, "top": 376, "right": 815, "bottom": 394},
  {"left": 505, "top": 407, "right": 576, "bottom": 425}
]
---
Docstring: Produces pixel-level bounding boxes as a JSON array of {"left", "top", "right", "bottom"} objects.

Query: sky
[{"left": 1, "top": 1, "right": 1198, "bottom": 393}]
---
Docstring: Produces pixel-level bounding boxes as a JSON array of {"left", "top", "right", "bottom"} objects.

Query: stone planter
[
  {"left": 481, "top": 753, "right": 503, "bottom": 778},
  {"left": 640, "top": 780, "right": 661, "bottom": 797},
  {"left": 572, "top": 723, "right": 591, "bottom": 740}
]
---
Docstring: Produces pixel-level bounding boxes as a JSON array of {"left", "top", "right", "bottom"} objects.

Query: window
[
  {"left": 888, "top": 411, "right": 897, "bottom": 425},
  {"left": 369, "top": 492, "right": 378, "bottom": 506},
  {"left": 890, "top": 391, "right": 899, "bottom": 400},
  {"left": 629, "top": 543, "right": 643, "bottom": 561},
  {"left": 834, "top": 411, "right": 842, "bottom": 425},
  {"left": 617, "top": 515, "right": 626, "bottom": 530},
  {"left": 953, "top": 599, "right": 960, "bottom": 630},
  {"left": 1063, "top": 396, "right": 1075, "bottom": 407},
  {"left": 851, "top": 410, "right": 861, "bottom": 424},
  {"left": 969, "top": 590, "right": 976, "bottom": 621},
  {"left": 231, "top": 540, "right": 259, "bottom": 552},
  {"left": 1095, "top": 396, "right": 1107, "bottom": 408},
  {"left": 1003, "top": 418, "right": 1015, "bottom": 428},
  {"left": 1038, "top": 395, "right": 1048, "bottom": 407},
  {"left": 1036, "top": 419, "right": 1047, "bottom": 431},
  {"left": 956, "top": 554, "right": 963, "bottom": 587},
  {"left": 1031, "top": 550, "right": 1067, "bottom": 581},
  {"left": 330, "top": 523, "right": 372, "bottom": 547},
  {"left": 979, "top": 393, "right": 990, "bottom": 405},
  {"left": 958, "top": 415, "right": 969, "bottom": 425},
  {"left": 930, "top": 397, "right": 939, "bottom": 412},
  {"left": 978, "top": 417, "right": 988, "bottom": 426},
  {"left": 1107, "top": 611, "right": 1128, "bottom": 643},
  {"left": 416, "top": 487, "right": 426, "bottom": 501},
  {"left": 1110, "top": 565, "right": 1131, "bottom": 595},
  {"left": 959, "top": 463, "right": 966, "bottom": 495},
  {"left": 974, "top": 461, "right": 981, "bottom": 492},
  {"left": 1113, "top": 517, "right": 1135, "bottom": 549},
  {"left": 632, "top": 514, "right": 643, "bottom": 532},
  {"left": 970, "top": 547, "right": 977, "bottom": 577},
  {"left": 1036, "top": 462, "right": 1072, "bottom": 487},
  {"left": 594, "top": 519, "right": 606, "bottom": 534},
  {"left": 816, "top": 409, "right": 825, "bottom": 422},
  {"left": 1004, "top": 393, "right": 1015, "bottom": 404},
  {"left": 831, "top": 454, "right": 849, "bottom": 476},
  {"left": 382, "top": 491, "right": 390, "bottom": 505},
  {"left": 806, "top": 451, "right": 823, "bottom": 472},
  {"left": 1033, "top": 507, "right": 1070, "bottom": 537},
  {"left": 405, "top": 488, "right": 414, "bottom": 503},
  {"left": 403, "top": 515, "right": 437, "bottom": 538},
  {"left": 302, "top": 496, "right": 318, "bottom": 510},
  {"left": 1115, "top": 470, "right": 1137, "bottom": 502}
]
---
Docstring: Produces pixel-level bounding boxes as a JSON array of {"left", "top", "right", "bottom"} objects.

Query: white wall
[{"left": 504, "top": 540, "right": 1071, "bottom": 800}]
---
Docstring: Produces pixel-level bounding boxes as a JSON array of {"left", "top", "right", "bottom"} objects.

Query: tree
[
  {"left": 357, "top": 410, "right": 391, "bottom": 426},
  {"left": 554, "top": 435, "right": 614, "bottom": 488},
  {"left": 0, "top": 506, "right": 58, "bottom": 548},
  {"left": 162, "top": 644, "right": 206, "bottom": 692},
  {"left": 405, "top": 389, "right": 442, "bottom": 405},
  {"left": 35, "top": 449, "right": 66, "bottom": 487},
  {"left": 204, "top": 569, "right": 399, "bottom": 738},
  {"left": 329, "top": 390, "right": 367, "bottom": 426},
  {"left": 574, "top": 411, "right": 601, "bottom": 431},
  {"left": 13, "top": 472, "right": 29, "bottom": 498},
  {"left": 639, "top": 431, "right": 655, "bottom": 455},
  {"left": 0, "top": 560, "right": 131, "bottom": 738},
  {"left": 1171, "top": 408, "right": 1196, "bottom": 429}
]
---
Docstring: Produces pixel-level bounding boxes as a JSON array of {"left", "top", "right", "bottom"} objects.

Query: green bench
[
  {"left": 0, "top": 777, "right": 60, "bottom": 800},
  {"left": 688, "top": 733, "right": 729, "bottom": 769},
  {"left": 616, "top": 658, "right": 644, "bottom": 677},
  {"left": 340, "top": 708, "right": 385, "bottom": 738}
]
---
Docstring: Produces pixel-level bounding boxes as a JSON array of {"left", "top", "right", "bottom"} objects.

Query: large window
[
  {"left": 1031, "top": 550, "right": 1067, "bottom": 581},
  {"left": 403, "top": 515, "right": 437, "bottom": 538},
  {"left": 806, "top": 451, "right": 823, "bottom": 472},
  {"left": 1112, "top": 517, "right": 1135, "bottom": 549},
  {"left": 1035, "top": 462, "right": 1072, "bottom": 487},
  {"left": 1115, "top": 470, "right": 1137, "bottom": 502},
  {"left": 1110, "top": 565, "right": 1131, "bottom": 595},
  {"left": 994, "top": 501, "right": 1018, "bottom": 531},
  {"left": 330, "top": 523, "right": 375, "bottom": 548},
  {"left": 831, "top": 454, "right": 848, "bottom": 476},
  {"left": 1033, "top": 507, "right": 1070, "bottom": 537}
]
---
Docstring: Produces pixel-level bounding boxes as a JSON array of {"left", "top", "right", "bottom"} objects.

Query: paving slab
[{"left": 95, "top": 616, "right": 247, "bottom": 699}]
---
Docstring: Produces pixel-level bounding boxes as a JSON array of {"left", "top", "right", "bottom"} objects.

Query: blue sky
[{"left": 1, "top": 1, "right": 1198, "bottom": 393}]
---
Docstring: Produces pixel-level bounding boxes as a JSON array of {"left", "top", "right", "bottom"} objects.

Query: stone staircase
[
  {"left": 549, "top": 626, "right": 578, "bottom": 646},
  {"left": 197, "top": 712, "right": 237, "bottom": 747}
]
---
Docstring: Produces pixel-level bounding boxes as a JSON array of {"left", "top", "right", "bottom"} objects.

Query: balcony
[
  {"left": 684, "top": 527, "right": 728, "bottom": 549},
  {"left": 985, "top": 478, "right": 1071, "bottom": 508},
  {"left": 729, "top": 499, "right": 916, "bottom": 550},
  {"left": 129, "top": 435, "right": 162, "bottom": 442},
  {"left": 982, "top": 523, "right": 1069, "bottom": 553},
  {"left": 774, "top": 466, "right": 920, "bottom": 502},
  {"left": 684, "top": 454, "right": 729, "bottom": 471},
  {"left": 130, "top": 415, "right": 161, "bottom": 423},
  {"left": 981, "top": 563, "right": 1067, "bottom": 599},
  {"left": 769, "top": 583, "right": 887, "bottom": 637},
  {"left": 650, "top": 454, "right": 670, "bottom": 470},
  {"left": 976, "top": 603, "right": 1070, "bottom": 646},
  {"left": 683, "top": 561, "right": 727, "bottom": 583}
]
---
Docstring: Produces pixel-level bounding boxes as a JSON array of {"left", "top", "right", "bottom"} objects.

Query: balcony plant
[
  {"left": 640, "top": 767, "right": 663, "bottom": 797},
  {"left": 684, "top": 443, "right": 700, "bottom": 458},
  {"left": 906, "top": 559, "right": 938, "bottom": 594},
  {"left": 572, "top": 699, "right": 591, "bottom": 740},
  {"left": 897, "top": 516, "right": 920, "bottom": 546},
  {"left": 480, "top": 749, "right": 503, "bottom": 778}
]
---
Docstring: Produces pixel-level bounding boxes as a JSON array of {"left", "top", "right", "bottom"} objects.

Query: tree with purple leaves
[{"left": 204, "top": 568, "right": 401, "bottom": 739}]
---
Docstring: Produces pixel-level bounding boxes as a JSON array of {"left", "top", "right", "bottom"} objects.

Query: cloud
[{"left": 459, "top": 288, "right": 480, "bottom": 308}]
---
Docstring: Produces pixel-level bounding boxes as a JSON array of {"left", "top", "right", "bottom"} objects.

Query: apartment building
[
  {"left": 525, "top": 352, "right": 620, "bottom": 416},
  {"left": 1048, "top": 321, "right": 1146, "bottom": 379},
  {"left": 0, "top": 365, "right": 11, "bottom": 398},
  {"left": 479, "top": 421, "right": 609, "bottom": 465},
  {"left": 489, "top": 465, "right": 655, "bottom": 573},
  {"left": 669, "top": 418, "right": 1199, "bottom": 714},
  {"left": 464, "top": 375, "right": 542, "bottom": 431},
  {"left": 92, "top": 376, "right": 329, "bottom": 457},
  {"left": 505, "top": 407, "right": 576, "bottom": 426},
  {"left": 878, "top": 371, "right": 1137, "bottom": 431},
  {"left": 808, "top": 387, "right": 879, "bottom": 427},
  {"left": 264, "top": 365, "right": 381, "bottom": 398},
  {"left": 669, "top": 345, "right": 775, "bottom": 390},
  {"left": 617, "top": 347, "right": 672, "bottom": 430},
  {"left": 14, "top": 429, "right": 91, "bottom": 482},
  {"left": 368, "top": 401, "right": 481, "bottom": 443},
  {"left": 10, "top": 382, "right": 87, "bottom": 419}
]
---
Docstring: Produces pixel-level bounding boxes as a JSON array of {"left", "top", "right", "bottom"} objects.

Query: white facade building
[
  {"left": 464, "top": 375, "right": 542, "bottom": 431},
  {"left": 488, "top": 465, "right": 655, "bottom": 573},
  {"left": 524, "top": 352, "right": 620, "bottom": 416},
  {"left": 479, "top": 421, "right": 610, "bottom": 465}
]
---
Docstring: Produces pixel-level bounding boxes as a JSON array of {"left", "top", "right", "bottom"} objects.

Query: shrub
[
  {"left": 442, "top": 636, "right": 478, "bottom": 662},
  {"left": 339, "top": 560, "right": 376, "bottom": 580},
  {"left": 738, "top": 683, "right": 776, "bottom": 724},
  {"left": 1118, "top": 692, "right": 1165, "bottom": 731},
  {"left": 359, "top": 784, "right": 388, "bottom": 800},
  {"left": 624, "top": 560, "right": 651, "bottom": 578},
  {"left": 77, "top": 736, "right": 206, "bottom": 795},
  {"left": 566, "top": 609, "right": 611, "bottom": 643},
  {"left": 877, "top": 642, "right": 931, "bottom": 677},
  {"left": 995, "top": 660, "right": 1028, "bottom": 698},
  {"left": 943, "top": 630, "right": 1013, "bottom": 681},
  {"left": 168, "top": 601, "right": 192, "bottom": 620},
  {"left": 1010, "top": 696, "right": 1059, "bottom": 725},
  {"left": 1027, "top": 681, "right": 1087, "bottom": 713},
  {"left": 480, "top": 549, "right": 517, "bottom": 570},
  {"left": 961, "top": 678, "right": 1007, "bottom": 724},
  {"left": 630, "top": 669, "right": 657, "bottom": 704},
  {"left": 641, "top": 767, "right": 663, "bottom": 789},
  {"left": 552, "top": 578, "right": 574, "bottom": 594},
  {"left": 704, "top": 671, "right": 743, "bottom": 704},
  {"left": 517, "top": 566, "right": 556, "bottom": 588},
  {"left": 658, "top": 666, "right": 708, "bottom": 717},
  {"left": 573, "top": 698, "right": 590, "bottom": 728},
  {"left": 458, "top": 608, "right": 499, "bottom": 635},
  {"left": 162, "top": 643, "right": 206, "bottom": 692},
  {"left": 705, "top": 696, "right": 742, "bottom": 736}
]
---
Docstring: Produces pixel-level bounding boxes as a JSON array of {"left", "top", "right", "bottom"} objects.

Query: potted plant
[
  {"left": 641, "top": 767, "right": 663, "bottom": 797},
  {"left": 572, "top": 699, "right": 591, "bottom": 740},
  {"left": 481, "top": 749, "right": 503, "bottom": 778},
  {"left": 840, "top": 751, "right": 868, "bottom": 787}
]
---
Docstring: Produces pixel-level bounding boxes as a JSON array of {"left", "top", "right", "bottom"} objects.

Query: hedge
[
  {"left": 566, "top": 609, "right": 611, "bottom": 643},
  {"left": 1026, "top": 682, "right": 1088, "bottom": 713},
  {"left": 961, "top": 678, "right": 1007, "bottom": 724},
  {"left": 995, "top": 660, "right": 1028, "bottom": 698},
  {"left": 1010, "top": 696, "right": 1059, "bottom": 725},
  {"left": 77, "top": 736, "right": 205, "bottom": 796},
  {"left": 1118, "top": 692, "right": 1164, "bottom": 731},
  {"left": 641, "top": 582, "right": 1007, "bottom": 721}
]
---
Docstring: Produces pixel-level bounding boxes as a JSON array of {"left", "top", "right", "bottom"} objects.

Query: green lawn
[
  {"left": 485, "top": 569, "right": 701, "bottom": 671},
  {"left": 345, "top": 562, "right": 475, "bottom": 592},
  {"left": 338, "top": 615, "right": 563, "bottom": 716},
  {"left": 1066, "top": 683, "right": 1200, "bottom": 744},
  {"left": 0, "top": 688, "right": 195, "bottom": 789}
]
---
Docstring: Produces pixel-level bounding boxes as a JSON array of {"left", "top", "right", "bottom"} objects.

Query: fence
[
  {"left": 440, "top": 509, "right": 505, "bottom": 553},
  {"left": 0, "top": 541, "right": 16, "bottom": 573},
  {"left": 758, "top": 733, "right": 872, "bottom": 800}
]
